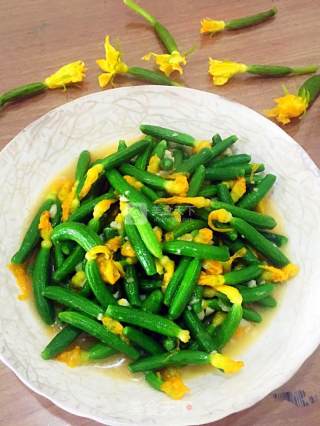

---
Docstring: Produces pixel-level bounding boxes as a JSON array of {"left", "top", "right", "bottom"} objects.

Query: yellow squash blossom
[
  {"left": 56, "top": 346, "right": 82, "bottom": 368},
  {"left": 193, "top": 140, "right": 212, "bottom": 153},
  {"left": 210, "top": 352, "right": 244, "bottom": 374},
  {"left": 96, "top": 36, "right": 129, "bottom": 88},
  {"left": 7, "top": 263, "right": 32, "bottom": 301},
  {"left": 160, "top": 369, "right": 189, "bottom": 400},
  {"left": 86, "top": 245, "right": 111, "bottom": 261},
  {"left": 194, "top": 228, "right": 214, "bottom": 245},
  {"left": 79, "top": 164, "right": 104, "bottom": 199},
  {"left": 93, "top": 199, "right": 116, "bottom": 220},
  {"left": 97, "top": 257, "right": 123, "bottom": 285},
  {"left": 123, "top": 175, "right": 143, "bottom": 189},
  {"left": 121, "top": 240, "right": 136, "bottom": 258},
  {"left": 165, "top": 174, "right": 189, "bottom": 196},
  {"left": 106, "top": 236, "right": 122, "bottom": 253},
  {"left": 160, "top": 256, "right": 175, "bottom": 288},
  {"left": 52, "top": 178, "right": 77, "bottom": 222},
  {"left": 223, "top": 247, "right": 247, "bottom": 273},
  {"left": 199, "top": 273, "right": 242, "bottom": 304},
  {"left": 199, "top": 272, "right": 225, "bottom": 287},
  {"left": 216, "top": 284, "right": 242, "bottom": 304},
  {"left": 44, "top": 61, "right": 86, "bottom": 89},
  {"left": 143, "top": 50, "right": 187, "bottom": 77},
  {"left": 208, "top": 208, "right": 233, "bottom": 232},
  {"left": 231, "top": 177, "right": 246, "bottom": 202},
  {"left": 202, "top": 259, "right": 223, "bottom": 275},
  {"left": 71, "top": 270, "right": 86, "bottom": 288},
  {"left": 261, "top": 263, "right": 299, "bottom": 282},
  {"left": 200, "top": 18, "right": 226, "bottom": 34},
  {"left": 208, "top": 59, "right": 248, "bottom": 86},
  {"left": 264, "top": 93, "right": 308, "bottom": 125},
  {"left": 38, "top": 210, "right": 53, "bottom": 241},
  {"left": 102, "top": 315, "right": 124, "bottom": 335},
  {"left": 147, "top": 155, "right": 161, "bottom": 174},
  {"left": 155, "top": 196, "right": 211, "bottom": 208}
]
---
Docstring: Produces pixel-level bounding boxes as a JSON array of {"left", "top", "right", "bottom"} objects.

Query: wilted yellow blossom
[
  {"left": 264, "top": 93, "right": 308, "bottom": 125},
  {"left": 143, "top": 50, "right": 187, "bottom": 76},
  {"left": 44, "top": 61, "right": 86, "bottom": 89},
  {"left": 208, "top": 59, "right": 248, "bottom": 85},
  {"left": 200, "top": 18, "right": 226, "bottom": 34},
  {"left": 210, "top": 352, "right": 244, "bottom": 373}
]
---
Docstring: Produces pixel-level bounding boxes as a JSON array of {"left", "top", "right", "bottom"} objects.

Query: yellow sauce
[{"left": 19, "top": 141, "right": 290, "bottom": 383}]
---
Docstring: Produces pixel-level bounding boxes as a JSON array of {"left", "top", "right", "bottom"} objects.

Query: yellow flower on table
[
  {"left": 44, "top": 61, "right": 86, "bottom": 89},
  {"left": 208, "top": 59, "right": 248, "bottom": 86},
  {"left": 96, "top": 36, "right": 129, "bottom": 88},
  {"left": 143, "top": 50, "right": 187, "bottom": 76},
  {"left": 200, "top": 19, "right": 225, "bottom": 34},
  {"left": 264, "top": 93, "right": 308, "bottom": 125}
]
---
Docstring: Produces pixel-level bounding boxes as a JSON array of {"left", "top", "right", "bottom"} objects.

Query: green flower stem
[
  {"left": 123, "top": 0, "right": 178, "bottom": 53},
  {"left": 225, "top": 7, "right": 277, "bottom": 30},
  {"left": 126, "top": 67, "right": 181, "bottom": 86},
  {"left": 0, "top": 82, "right": 47, "bottom": 108},
  {"left": 292, "top": 65, "right": 319, "bottom": 75},
  {"left": 154, "top": 22, "right": 178, "bottom": 53},
  {"left": 247, "top": 64, "right": 318, "bottom": 77},
  {"left": 298, "top": 75, "right": 320, "bottom": 105},
  {"left": 123, "top": 0, "right": 156, "bottom": 25}
]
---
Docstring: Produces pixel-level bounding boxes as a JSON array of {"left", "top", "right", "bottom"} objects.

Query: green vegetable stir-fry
[{"left": 9, "top": 125, "right": 298, "bottom": 400}]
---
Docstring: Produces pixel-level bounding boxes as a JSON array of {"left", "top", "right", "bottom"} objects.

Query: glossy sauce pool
[{"left": 23, "top": 142, "right": 289, "bottom": 383}]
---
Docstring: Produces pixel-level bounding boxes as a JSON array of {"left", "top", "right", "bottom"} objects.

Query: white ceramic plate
[{"left": 1, "top": 86, "right": 320, "bottom": 426}]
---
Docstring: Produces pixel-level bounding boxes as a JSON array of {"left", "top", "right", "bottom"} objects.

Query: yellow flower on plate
[
  {"left": 159, "top": 255, "right": 175, "bottom": 288},
  {"left": 264, "top": 93, "right": 308, "bottom": 125},
  {"left": 123, "top": 175, "right": 143, "bottom": 190},
  {"left": 193, "top": 140, "right": 212, "bottom": 153},
  {"left": 208, "top": 208, "right": 233, "bottom": 232},
  {"left": 97, "top": 258, "right": 122, "bottom": 285},
  {"left": 7, "top": 263, "right": 32, "bottom": 301},
  {"left": 160, "top": 369, "right": 189, "bottom": 400},
  {"left": 202, "top": 259, "right": 223, "bottom": 275},
  {"left": 56, "top": 345, "right": 82, "bottom": 368},
  {"left": 79, "top": 164, "right": 104, "bottom": 199},
  {"left": 96, "top": 36, "right": 129, "bottom": 88},
  {"left": 210, "top": 352, "right": 244, "bottom": 373},
  {"left": 215, "top": 284, "right": 242, "bottom": 304},
  {"left": 93, "top": 199, "right": 116, "bottom": 220},
  {"left": 165, "top": 174, "right": 189, "bottom": 196},
  {"left": 121, "top": 241, "right": 136, "bottom": 258},
  {"left": 38, "top": 210, "right": 53, "bottom": 242},
  {"left": 143, "top": 50, "right": 187, "bottom": 77},
  {"left": 223, "top": 247, "right": 247, "bottom": 273},
  {"left": 194, "top": 228, "right": 214, "bottom": 245},
  {"left": 147, "top": 155, "right": 161, "bottom": 174},
  {"left": 231, "top": 177, "right": 246, "bottom": 202},
  {"left": 261, "top": 263, "right": 299, "bottom": 282},
  {"left": 200, "top": 18, "right": 226, "bottom": 34},
  {"left": 106, "top": 236, "right": 122, "bottom": 253},
  {"left": 44, "top": 61, "right": 86, "bottom": 89},
  {"left": 71, "top": 270, "right": 86, "bottom": 288},
  {"left": 102, "top": 315, "right": 124, "bottom": 335},
  {"left": 208, "top": 59, "right": 248, "bottom": 86}
]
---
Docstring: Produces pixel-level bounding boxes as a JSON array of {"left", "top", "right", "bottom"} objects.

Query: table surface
[{"left": 1, "top": 0, "right": 319, "bottom": 425}]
